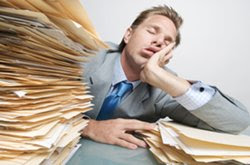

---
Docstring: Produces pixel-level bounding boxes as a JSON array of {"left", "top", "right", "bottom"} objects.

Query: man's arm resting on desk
[
  {"left": 81, "top": 118, "right": 155, "bottom": 149},
  {"left": 140, "top": 43, "right": 250, "bottom": 134}
]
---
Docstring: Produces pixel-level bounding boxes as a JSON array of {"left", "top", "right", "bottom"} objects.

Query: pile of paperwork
[
  {"left": 0, "top": 0, "right": 106, "bottom": 164},
  {"left": 143, "top": 121, "right": 250, "bottom": 165}
]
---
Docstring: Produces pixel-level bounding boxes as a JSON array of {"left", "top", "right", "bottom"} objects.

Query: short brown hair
[{"left": 117, "top": 5, "right": 183, "bottom": 52}]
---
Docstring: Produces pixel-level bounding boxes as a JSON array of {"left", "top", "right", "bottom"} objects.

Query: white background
[{"left": 81, "top": 0, "right": 250, "bottom": 128}]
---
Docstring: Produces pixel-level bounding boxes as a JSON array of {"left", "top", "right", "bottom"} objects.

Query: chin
[
  {"left": 131, "top": 57, "right": 147, "bottom": 68},
  {"left": 139, "top": 60, "right": 148, "bottom": 68}
]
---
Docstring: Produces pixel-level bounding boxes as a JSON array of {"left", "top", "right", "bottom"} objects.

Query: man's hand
[
  {"left": 81, "top": 118, "right": 155, "bottom": 149},
  {"left": 140, "top": 42, "right": 175, "bottom": 85},
  {"left": 140, "top": 42, "right": 191, "bottom": 97}
]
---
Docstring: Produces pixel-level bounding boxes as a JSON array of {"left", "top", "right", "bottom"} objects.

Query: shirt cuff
[{"left": 174, "top": 81, "right": 216, "bottom": 110}]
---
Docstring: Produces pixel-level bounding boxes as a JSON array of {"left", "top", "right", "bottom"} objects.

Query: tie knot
[{"left": 115, "top": 81, "right": 133, "bottom": 97}]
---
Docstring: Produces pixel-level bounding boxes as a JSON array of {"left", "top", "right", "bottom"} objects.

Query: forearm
[
  {"left": 150, "top": 72, "right": 249, "bottom": 133},
  {"left": 190, "top": 90, "right": 250, "bottom": 134},
  {"left": 142, "top": 66, "right": 190, "bottom": 97},
  {"left": 140, "top": 43, "right": 190, "bottom": 97},
  {"left": 153, "top": 67, "right": 190, "bottom": 97}
]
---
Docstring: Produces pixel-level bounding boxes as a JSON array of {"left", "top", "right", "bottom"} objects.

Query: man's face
[{"left": 123, "top": 14, "right": 177, "bottom": 71}]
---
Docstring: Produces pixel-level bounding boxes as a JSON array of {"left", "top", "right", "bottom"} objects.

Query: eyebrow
[{"left": 147, "top": 24, "right": 160, "bottom": 31}]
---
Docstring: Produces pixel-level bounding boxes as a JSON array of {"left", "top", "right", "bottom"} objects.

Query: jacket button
[{"left": 199, "top": 87, "right": 205, "bottom": 92}]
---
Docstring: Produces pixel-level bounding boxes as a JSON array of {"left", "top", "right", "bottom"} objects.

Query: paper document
[
  {"left": 0, "top": 0, "right": 106, "bottom": 164},
  {"left": 143, "top": 121, "right": 250, "bottom": 165}
]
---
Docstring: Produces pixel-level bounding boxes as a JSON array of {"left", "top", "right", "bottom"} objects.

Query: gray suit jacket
[{"left": 83, "top": 46, "right": 250, "bottom": 134}]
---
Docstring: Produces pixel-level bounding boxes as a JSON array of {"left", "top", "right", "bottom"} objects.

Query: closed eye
[
  {"left": 147, "top": 27, "right": 156, "bottom": 34},
  {"left": 164, "top": 36, "right": 174, "bottom": 46},
  {"left": 164, "top": 40, "right": 171, "bottom": 46}
]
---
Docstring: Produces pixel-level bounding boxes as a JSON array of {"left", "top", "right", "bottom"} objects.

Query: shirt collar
[{"left": 112, "top": 56, "right": 140, "bottom": 89}]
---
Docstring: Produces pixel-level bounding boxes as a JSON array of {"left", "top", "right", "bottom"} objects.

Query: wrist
[
  {"left": 152, "top": 69, "right": 191, "bottom": 97},
  {"left": 81, "top": 119, "right": 95, "bottom": 138}
]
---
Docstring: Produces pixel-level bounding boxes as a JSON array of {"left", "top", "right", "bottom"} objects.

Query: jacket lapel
[
  {"left": 85, "top": 50, "right": 151, "bottom": 119},
  {"left": 86, "top": 52, "right": 119, "bottom": 119},
  {"left": 117, "top": 82, "right": 150, "bottom": 117}
]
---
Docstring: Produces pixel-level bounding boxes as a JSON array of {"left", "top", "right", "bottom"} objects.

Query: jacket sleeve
[
  {"left": 190, "top": 87, "right": 250, "bottom": 134},
  {"left": 157, "top": 87, "right": 250, "bottom": 134}
]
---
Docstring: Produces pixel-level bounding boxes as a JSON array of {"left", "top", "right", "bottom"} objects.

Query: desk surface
[
  {"left": 66, "top": 139, "right": 160, "bottom": 165},
  {"left": 67, "top": 127, "right": 250, "bottom": 165}
]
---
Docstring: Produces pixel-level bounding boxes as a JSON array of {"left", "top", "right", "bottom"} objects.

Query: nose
[{"left": 152, "top": 34, "right": 165, "bottom": 48}]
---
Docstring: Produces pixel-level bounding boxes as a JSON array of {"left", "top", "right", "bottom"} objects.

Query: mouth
[
  {"left": 142, "top": 48, "right": 156, "bottom": 58},
  {"left": 142, "top": 47, "right": 161, "bottom": 58}
]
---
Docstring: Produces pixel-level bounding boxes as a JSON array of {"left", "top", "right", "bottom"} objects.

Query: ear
[{"left": 123, "top": 27, "right": 133, "bottom": 44}]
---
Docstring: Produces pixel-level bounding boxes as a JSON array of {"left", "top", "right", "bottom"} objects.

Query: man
[{"left": 82, "top": 5, "right": 250, "bottom": 149}]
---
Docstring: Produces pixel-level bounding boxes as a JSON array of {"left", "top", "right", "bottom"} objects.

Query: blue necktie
[{"left": 97, "top": 81, "right": 133, "bottom": 120}]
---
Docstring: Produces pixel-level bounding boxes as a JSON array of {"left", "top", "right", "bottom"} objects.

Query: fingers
[
  {"left": 160, "top": 50, "right": 173, "bottom": 66},
  {"left": 121, "top": 119, "right": 155, "bottom": 130},
  {"left": 81, "top": 119, "right": 155, "bottom": 150},
  {"left": 156, "top": 42, "right": 175, "bottom": 58},
  {"left": 113, "top": 138, "right": 138, "bottom": 149},
  {"left": 147, "top": 42, "right": 175, "bottom": 68},
  {"left": 158, "top": 43, "right": 175, "bottom": 65},
  {"left": 120, "top": 133, "right": 147, "bottom": 148}
]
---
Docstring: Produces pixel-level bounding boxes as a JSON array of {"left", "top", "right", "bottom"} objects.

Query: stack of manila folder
[
  {"left": 0, "top": 0, "right": 106, "bottom": 164},
  {"left": 143, "top": 121, "right": 250, "bottom": 165}
]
